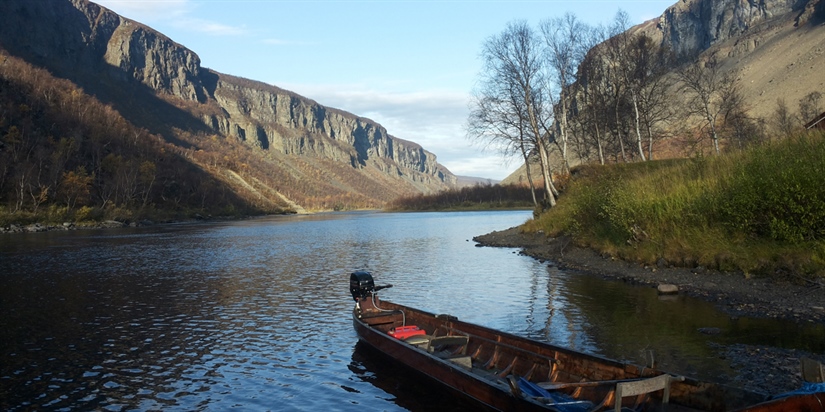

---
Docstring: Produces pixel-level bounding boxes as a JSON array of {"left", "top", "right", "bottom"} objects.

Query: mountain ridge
[{"left": 0, "top": 0, "right": 454, "bottom": 216}]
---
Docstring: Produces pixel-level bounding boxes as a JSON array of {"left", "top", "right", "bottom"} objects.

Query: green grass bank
[{"left": 525, "top": 131, "right": 825, "bottom": 280}]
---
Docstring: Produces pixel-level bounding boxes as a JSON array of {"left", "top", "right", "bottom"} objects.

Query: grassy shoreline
[{"left": 525, "top": 131, "right": 825, "bottom": 280}]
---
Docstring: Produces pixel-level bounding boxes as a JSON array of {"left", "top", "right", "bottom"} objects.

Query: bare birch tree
[
  {"left": 575, "top": 24, "right": 612, "bottom": 164},
  {"left": 628, "top": 34, "right": 673, "bottom": 160},
  {"left": 468, "top": 85, "right": 539, "bottom": 207},
  {"left": 677, "top": 55, "right": 740, "bottom": 155},
  {"left": 540, "top": 13, "right": 586, "bottom": 173},
  {"left": 469, "top": 21, "right": 559, "bottom": 208}
]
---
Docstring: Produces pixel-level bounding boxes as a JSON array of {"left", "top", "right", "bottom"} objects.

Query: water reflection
[
  {"left": 0, "top": 211, "right": 823, "bottom": 411},
  {"left": 348, "top": 342, "right": 488, "bottom": 411}
]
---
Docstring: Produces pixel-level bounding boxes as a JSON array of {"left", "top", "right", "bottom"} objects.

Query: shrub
[
  {"left": 530, "top": 131, "right": 825, "bottom": 275},
  {"left": 718, "top": 134, "right": 825, "bottom": 242},
  {"left": 73, "top": 206, "right": 102, "bottom": 222}
]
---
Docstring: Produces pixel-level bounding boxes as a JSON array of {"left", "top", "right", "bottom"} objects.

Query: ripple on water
[{"left": 2, "top": 211, "right": 822, "bottom": 411}]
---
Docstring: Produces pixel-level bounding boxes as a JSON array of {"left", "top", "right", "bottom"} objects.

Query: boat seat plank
[
  {"left": 539, "top": 378, "right": 644, "bottom": 391},
  {"left": 426, "top": 335, "right": 473, "bottom": 368},
  {"left": 403, "top": 334, "right": 432, "bottom": 348},
  {"left": 614, "top": 374, "right": 682, "bottom": 412},
  {"left": 801, "top": 357, "right": 825, "bottom": 383}
]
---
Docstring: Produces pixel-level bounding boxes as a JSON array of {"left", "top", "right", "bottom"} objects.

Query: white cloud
[
  {"left": 94, "top": 0, "right": 191, "bottom": 21},
  {"left": 263, "top": 38, "right": 291, "bottom": 45},
  {"left": 172, "top": 18, "right": 249, "bottom": 36},
  {"left": 95, "top": 0, "right": 247, "bottom": 36},
  {"left": 446, "top": 155, "right": 518, "bottom": 179}
]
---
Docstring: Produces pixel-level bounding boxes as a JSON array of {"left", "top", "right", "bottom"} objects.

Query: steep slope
[
  {"left": 503, "top": 0, "right": 825, "bottom": 185},
  {"left": 645, "top": 0, "right": 817, "bottom": 56},
  {"left": 641, "top": 0, "right": 825, "bottom": 118},
  {"left": 0, "top": 0, "right": 454, "bottom": 215}
]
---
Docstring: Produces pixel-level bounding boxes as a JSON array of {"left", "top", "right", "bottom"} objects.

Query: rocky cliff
[
  {"left": 206, "top": 74, "right": 447, "bottom": 184},
  {"left": 639, "top": 0, "right": 824, "bottom": 58},
  {"left": 0, "top": 0, "right": 454, "bottom": 205},
  {"left": 638, "top": 0, "right": 825, "bottom": 119}
]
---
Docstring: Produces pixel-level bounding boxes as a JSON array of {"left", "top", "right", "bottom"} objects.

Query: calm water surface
[{"left": 1, "top": 211, "right": 823, "bottom": 411}]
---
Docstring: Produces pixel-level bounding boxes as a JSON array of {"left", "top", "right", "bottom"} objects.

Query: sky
[{"left": 93, "top": 0, "right": 675, "bottom": 180}]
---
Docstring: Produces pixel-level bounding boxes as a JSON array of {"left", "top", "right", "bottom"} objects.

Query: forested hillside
[
  {"left": 0, "top": 51, "right": 292, "bottom": 225},
  {"left": 0, "top": 0, "right": 455, "bottom": 228}
]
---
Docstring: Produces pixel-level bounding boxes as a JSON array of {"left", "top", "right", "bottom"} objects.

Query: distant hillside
[
  {"left": 504, "top": 0, "right": 825, "bottom": 184},
  {"left": 0, "top": 0, "right": 455, "bottom": 222},
  {"left": 455, "top": 175, "right": 500, "bottom": 188}
]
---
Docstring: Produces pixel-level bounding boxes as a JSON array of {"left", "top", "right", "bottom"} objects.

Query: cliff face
[
  {"left": 205, "top": 74, "right": 446, "bottom": 183},
  {"left": 640, "top": 0, "right": 825, "bottom": 121},
  {"left": 646, "top": 0, "right": 824, "bottom": 57},
  {"left": 0, "top": 0, "right": 454, "bottom": 201},
  {"left": 0, "top": 0, "right": 207, "bottom": 101}
]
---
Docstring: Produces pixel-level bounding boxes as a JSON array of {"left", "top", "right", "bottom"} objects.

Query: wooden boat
[{"left": 349, "top": 271, "right": 825, "bottom": 411}]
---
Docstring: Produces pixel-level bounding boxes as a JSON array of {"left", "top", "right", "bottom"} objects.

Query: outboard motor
[
  {"left": 350, "top": 271, "right": 392, "bottom": 301},
  {"left": 350, "top": 271, "right": 375, "bottom": 301}
]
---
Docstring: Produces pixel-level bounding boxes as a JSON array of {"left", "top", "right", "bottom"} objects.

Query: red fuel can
[{"left": 388, "top": 325, "right": 426, "bottom": 339}]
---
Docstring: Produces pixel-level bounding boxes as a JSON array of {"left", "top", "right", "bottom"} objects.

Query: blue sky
[{"left": 94, "top": 0, "right": 675, "bottom": 180}]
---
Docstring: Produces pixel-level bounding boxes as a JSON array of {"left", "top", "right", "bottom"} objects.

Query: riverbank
[
  {"left": 474, "top": 226, "right": 825, "bottom": 395},
  {"left": 475, "top": 226, "right": 825, "bottom": 323},
  {"left": 0, "top": 212, "right": 293, "bottom": 234}
]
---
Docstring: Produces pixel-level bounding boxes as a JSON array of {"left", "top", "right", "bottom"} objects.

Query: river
[{"left": 1, "top": 211, "right": 823, "bottom": 411}]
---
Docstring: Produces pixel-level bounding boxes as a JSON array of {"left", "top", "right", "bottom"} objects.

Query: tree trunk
[
  {"left": 632, "top": 91, "right": 646, "bottom": 161},
  {"left": 536, "top": 139, "right": 557, "bottom": 208},
  {"left": 559, "top": 99, "right": 571, "bottom": 174},
  {"left": 707, "top": 110, "right": 720, "bottom": 155},
  {"left": 519, "top": 143, "right": 538, "bottom": 207}
]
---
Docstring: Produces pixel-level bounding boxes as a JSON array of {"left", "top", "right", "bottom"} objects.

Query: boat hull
[
  {"left": 353, "top": 314, "right": 544, "bottom": 411},
  {"left": 352, "top": 297, "right": 823, "bottom": 412}
]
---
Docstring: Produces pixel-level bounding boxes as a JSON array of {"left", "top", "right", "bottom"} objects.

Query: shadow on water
[
  {"left": 536, "top": 267, "right": 825, "bottom": 389},
  {"left": 348, "top": 342, "right": 491, "bottom": 412}
]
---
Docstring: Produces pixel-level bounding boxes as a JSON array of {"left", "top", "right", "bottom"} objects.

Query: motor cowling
[{"left": 350, "top": 271, "right": 375, "bottom": 301}]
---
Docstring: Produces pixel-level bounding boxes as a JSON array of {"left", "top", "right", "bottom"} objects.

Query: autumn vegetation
[
  {"left": 0, "top": 50, "right": 290, "bottom": 227},
  {"left": 523, "top": 130, "right": 825, "bottom": 279},
  {"left": 386, "top": 183, "right": 539, "bottom": 211},
  {"left": 0, "top": 48, "right": 402, "bottom": 228},
  {"left": 463, "top": 10, "right": 825, "bottom": 280}
]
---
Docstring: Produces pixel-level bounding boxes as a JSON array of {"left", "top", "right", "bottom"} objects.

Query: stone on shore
[
  {"left": 657, "top": 284, "right": 679, "bottom": 295},
  {"left": 100, "top": 220, "right": 125, "bottom": 228}
]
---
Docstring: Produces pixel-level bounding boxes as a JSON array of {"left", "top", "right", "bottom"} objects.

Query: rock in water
[{"left": 657, "top": 284, "right": 679, "bottom": 295}]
